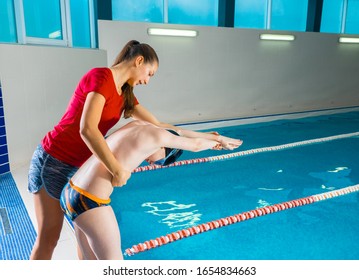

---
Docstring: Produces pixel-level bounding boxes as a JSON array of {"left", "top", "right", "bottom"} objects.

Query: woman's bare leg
[{"left": 30, "top": 188, "right": 64, "bottom": 260}]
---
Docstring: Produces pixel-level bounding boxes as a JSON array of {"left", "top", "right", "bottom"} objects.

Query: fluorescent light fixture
[
  {"left": 147, "top": 28, "right": 198, "bottom": 37},
  {"left": 260, "top": 34, "right": 295, "bottom": 41},
  {"left": 339, "top": 37, "right": 359, "bottom": 44}
]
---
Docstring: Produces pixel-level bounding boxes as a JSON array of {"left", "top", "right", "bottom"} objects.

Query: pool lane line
[
  {"left": 133, "top": 131, "right": 359, "bottom": 173},
  {"left": 124, "top": 184, "right": 359, "bottom": 256}
]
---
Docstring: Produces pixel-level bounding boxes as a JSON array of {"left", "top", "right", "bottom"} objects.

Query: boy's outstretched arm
[{"left": 175, "top": 128, "right": 243, "bottom": 150}]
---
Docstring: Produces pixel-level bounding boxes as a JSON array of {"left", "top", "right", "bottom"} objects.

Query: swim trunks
[{"left": 60, "top": 180, "right": 111, "bottom": 221}]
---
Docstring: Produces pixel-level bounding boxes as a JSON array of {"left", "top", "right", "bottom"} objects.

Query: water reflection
[
  {"left": 309, "top": 167, "right": 352, "bottom": 189},
  {"left": 142, "top": 201, "right": 202, "bottom": 229}
]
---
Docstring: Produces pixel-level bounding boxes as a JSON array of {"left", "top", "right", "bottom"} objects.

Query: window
[
  {"left": 0, "top": 0, "right": 95, "bottom": 48},
  {"left": 112, "top": 0, "right": 218, "bottom": 26},
  {"left": 112, "top": 0, "right": 163, "bottom": 23},
  {"left": 168, "top": 0, "right": 218, "bottom": 26},
  {"left": 235, "top": 0, "right": 308, "bottom": 31},
  {"left": 234, "top": 0, "right": 267, "bottom": 29},
  {"left": 321, "top": 0, "right": 359, "bottom": 34},
  {"left": 69, "top": 0, "right": 95, "bottom": 48},
  {"left": 22, "top": 0, "right": 64, "bottom": 42},
  {"left": 271, "top": 0, "right": 309, "bottom": 31},
  {"left": 321, "top": 0, "right": 344, "bottom": 33},
  {"left": 0, "top": 0, "right": 17, "bottom": 43},
  {"left": 345, "top": 0, "right": 359, "bottom": 34}
]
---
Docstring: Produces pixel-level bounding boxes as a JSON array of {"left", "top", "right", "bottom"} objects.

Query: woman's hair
[{"left": 112, "top": 40, "right": 159, "bottom": 118}]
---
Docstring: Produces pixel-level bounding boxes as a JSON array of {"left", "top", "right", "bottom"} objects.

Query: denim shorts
[{"left": 28, "top": 145, "right": 79, "bottom": 200}]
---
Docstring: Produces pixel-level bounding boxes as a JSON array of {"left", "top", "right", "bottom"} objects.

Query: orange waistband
[{"left": 69, "top": 180, "right": 111, "bottom": 204}]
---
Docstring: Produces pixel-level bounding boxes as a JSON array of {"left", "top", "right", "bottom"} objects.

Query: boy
[{"left": 60, "top": 120, "right": 242, "bottom": 259}]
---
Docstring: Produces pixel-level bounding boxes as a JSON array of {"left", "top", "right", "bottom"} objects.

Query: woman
[
  {"left": 60, "top": 120, "right": 242, "bottom": 259},
  {"left": 28, "top": 40, "right": 241, "bottom": 259},
  {"left": 28, "top": 40, "right": 159, "bottom": 259}
]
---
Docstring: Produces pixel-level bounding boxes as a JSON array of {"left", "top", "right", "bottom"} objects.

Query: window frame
[{"left": 12, "top": 0, "right": 96, "bottom": 48}]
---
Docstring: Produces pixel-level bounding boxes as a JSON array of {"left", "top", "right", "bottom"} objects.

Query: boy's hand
[{"left": 112, "top": 169, "right": 131, "bottom": 187}]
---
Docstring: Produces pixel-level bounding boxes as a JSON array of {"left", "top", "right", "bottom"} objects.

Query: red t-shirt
[{"left": 41, "top": 67, "right": 138, "bottom": 167}]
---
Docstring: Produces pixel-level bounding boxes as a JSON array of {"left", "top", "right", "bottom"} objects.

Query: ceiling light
[
  {"left": 339, "top": 37, "right": 359, "bottom": 44},
  {"left": 147, "top": 28, "right": 198, "bottom": 37},
  {"left": 260, "top": 34, "right": 295, "bottom": 41}
]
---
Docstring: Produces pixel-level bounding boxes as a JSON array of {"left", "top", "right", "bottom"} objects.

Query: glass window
[
  {"left": 321, "top": 0, "right": 344, "bottom": 33},
  {"left": 0, "top": 0, "right": 17, "bottom": 43},
  {"left": 23, "top": 0, "right": 63, "bottom": 40},
  {"left": 271, "top": 0, "right": 309, "bottom": 31},
  {"left": 112, "top": 0, "right": 163, "bottom": 23},
  {"left": 345, "top": 0, "right": 359, "bottom": 34},
  {"left": 234, "top": 0, "right": 267, "bottom": 29},
  {"left": 168, "top": 0, "right": 218, "bottom": 26},
  {"left": 70, "top": 0, "right": 91, "bottom": 48}
]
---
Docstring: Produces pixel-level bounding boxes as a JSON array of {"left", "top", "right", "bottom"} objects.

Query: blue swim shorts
[
  {"left": 28, "top": 144, "right": 78, "bottom": 200},
  {"left": 60, "top": 180, "right": 111, "bottom": 221}
]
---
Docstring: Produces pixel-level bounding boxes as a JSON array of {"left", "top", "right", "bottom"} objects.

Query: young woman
[
  {"left": 60, "top": 120, "right": 243, "bottom": 260},
  {"left": 28, "top": 40, "right": 159, "bottom": 259}
]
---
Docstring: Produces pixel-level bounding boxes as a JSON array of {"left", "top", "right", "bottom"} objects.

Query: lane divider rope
[
  {"left": 133, "top": 132, "right": 359, "bottom": 173},
  {"left": 125, "top": 184, "right": 359, "bottom": 256}
]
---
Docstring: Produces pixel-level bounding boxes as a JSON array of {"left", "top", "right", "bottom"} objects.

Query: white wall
[
  {"left": 99, "top": 20, "right": 359, "bottom": 125},
  {"left": 0, "top": 44, "right": 107, "bottom": 169}
]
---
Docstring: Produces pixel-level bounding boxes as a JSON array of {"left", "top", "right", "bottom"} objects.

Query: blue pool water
[{"left": 111, "top": 111, "right": 359, "bottom": 260}]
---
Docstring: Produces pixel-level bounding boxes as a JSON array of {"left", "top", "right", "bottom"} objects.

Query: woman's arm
[{"left": 80, "top": 92, "right": 131, "bottom": 186}]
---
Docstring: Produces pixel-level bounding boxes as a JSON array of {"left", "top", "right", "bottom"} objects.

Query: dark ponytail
[{"left": 112, "top": 40, "right": 159, "bottom": 118}]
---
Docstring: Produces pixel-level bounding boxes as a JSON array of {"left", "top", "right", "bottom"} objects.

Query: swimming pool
[{"left": 110, "top": 110, "right": 359, "bottom": 260}]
